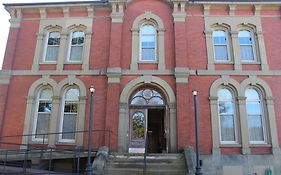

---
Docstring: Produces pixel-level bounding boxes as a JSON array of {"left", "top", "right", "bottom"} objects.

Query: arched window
[
  {"left": 217, "top": 88, "right": 237, "bottom": 143},
  {"left": 60, "top": 88, "right": 80, "bottom": 142},
  {"left": 213, "top": 30, "right": 229, "bottom": 61},
  {"left": 245, "top": 88, "right": 266, "bottom": 143},
  {"left": 140, "top": 24, "right": 156, "bottom": 61},
  {"left": 44, "top": 31, "right": 60, "bottom": 62},
  {"left": 69, "top": 31, "right": 85, "bottom": 62},
  {"left": 33, "top": 88, "right": 52, "bottom": 141},
  {"left": 130, "top": 88, "right": 164, "bottom": 106},
  {"left": 238, "top": 30, "right": 255, "bottom": 61}
]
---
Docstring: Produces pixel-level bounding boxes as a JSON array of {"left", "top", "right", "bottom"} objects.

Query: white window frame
[
  {"left": 43, "top": 31, "right": 60, "bottom": 63},
  {"left": 212, "top": 30, "right": 231, "bottom": 63},
  {"left": 139, "top": 24, "right": 157, "bottom": 62},
  {"left": 217, "top": 87, "right": 238, "bottom": 145},
  {"left": 67, "top": 31, "right": 85, "bottom": 63},
  {"left": 32, "top": 88, "right": 52, "bottom": 142},
  {"left": 59, "top": 88, "right": 79, "bottom": 143},
  {"left": 245, "top": 88, "right": 267, "bottom": 144},
  {"left": 238, "top": 30, "right": 257, "bottom": 63}
]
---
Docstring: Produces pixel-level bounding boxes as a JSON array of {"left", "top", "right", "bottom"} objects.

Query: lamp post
[
  {"left": 86, "top": 86, "right": 95, "bottom": 175},
  {"left": 193, "top": 90, "right": 203, "bottom": 175}
]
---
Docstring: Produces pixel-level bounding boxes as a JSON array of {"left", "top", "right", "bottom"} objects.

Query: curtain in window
[
  {"left": 70, "top": 31, "right": 85, "bottom": 61},
  {"left": 213, "top": 30, "right": 228, "bottom": 61},
  {"left": 239, "top": 30, "right": 254, "bottom": 61},
  {"left": 34, "top": 89, "right": 52, "bottom": 139},
  {"left": 140, "top": 25, "right": 156, "bottom": 61},
  {"left": 245, "top": 88, "right": 265, "bottom": 142},
  {"left": 61, "top": 88, "right": 79, "bottom": 140},
  {"left": 218, "top": 88, "right": 236, "bottom": 142},
  {"left": 45, "top": 32, "right": 60, "bottom": 62}
]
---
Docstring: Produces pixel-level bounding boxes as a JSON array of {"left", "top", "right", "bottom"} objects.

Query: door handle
[{"left": 148, "top": 130, "right": 153, "bottom": 134}]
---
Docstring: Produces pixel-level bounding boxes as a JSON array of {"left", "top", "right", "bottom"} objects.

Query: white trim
[
  {"left": 67, "top": 31, "right": 85, "bottom": 63},
  {"left": 239, "top": 30, "right": 257, "bottom": 63},
  {"left": 42, "top": 31, "right": 60, "bottom": 63},
  {"left": 58, "top": 87, "right": 79, "bottom": 143},
  {"left": 139, "top": 24, "right": 157, "bottom": 62},
  {"left": 212, "top": 30, "right": 231, "bottom": 62}
]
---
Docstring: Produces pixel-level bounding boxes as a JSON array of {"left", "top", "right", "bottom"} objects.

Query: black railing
[{"left": 0, "top": 129, "right": 111, "bottom": 174}]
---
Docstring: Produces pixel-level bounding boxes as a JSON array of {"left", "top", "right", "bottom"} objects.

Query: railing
[
  {"left": 0, "top": 129, "right": 111, "bottom": 174},
  {"left": 143, "top": 130, "right": 148, "bottom": 174}
]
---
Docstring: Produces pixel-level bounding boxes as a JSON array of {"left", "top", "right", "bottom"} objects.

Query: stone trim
[
  {"left": 210, "top": 76, "right": 278, "bottom": 154},
  {"left": 131, "top": 11, "right": 165, "bottom": 70},
  {"left": 171, "top": 1, "right": 186, "bottom": 22},
  {"left": 118, "top": 76, "right": 176, "bottom": 153},
  {"left": 204, "top": 15, "right": 269, "bottom": 71},
  {"left": 107, "top": 67, "right": 122, "bottom": 83},
  {"left": 109, "top": 0, "right": 126, "bottom": 23}
]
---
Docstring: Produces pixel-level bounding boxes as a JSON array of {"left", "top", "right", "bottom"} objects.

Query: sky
[{"left": 0, "top": 0, "right": 93, "bottom": 69}]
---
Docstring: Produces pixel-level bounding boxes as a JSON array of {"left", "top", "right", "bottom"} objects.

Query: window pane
[
  {"left": 248, "top": 115, "right": 264, "bottom": 142},
  {"left": 142, "top": 35, "right": 155, "bottom": 47},
  {"left": 65, "top": 89, "right": 79, "bottom": 101},
  {"left": 219, "top": 101, "right": 234, "bottom": 114},
  {"left": 148, "top": 97, "right": 164, "bottom": 105},
  {"left": 238, "top": 31, "right": 252, "bottom": 45},
  {"left": 48, "top": 32, "right": 60, "bottom": 45},
  {"left": 40, "top": 89, "right": 52, "bottom": 99},
  {"left": 131, "top": 97, "right": 146, "bottom": 105},
  {"left": 62, "top": 114, "right": 77, "bottom": 139},
  {"left": 46, "top": 46, "right": 59, "bottom": 61},
  {"left": 213, "top": 31, "right": 227, "bottom": 44},
  {"left": 240, "top": 45, "right": 254, "bottom": 61},
  {"left": 246, "top": 89, "right": 260, "bottom": 101},
  {"left": 70, "top": 46, "right": 83, "bottom": 61},
  {"left": 142, "top": 48, "right": 155, "bottom": 61},
  {"left": 35, "top": 113, "right": 50, "bottom": 138},
  {"left": 246, "top": 102, "right": 261, "bottom": 114},
  {"left": 72, "top": 31, "right": 85, "bottom": 45},
  {"left": 218, "top": 88, "right": 232, "bottom": 100},
  {"left": 38, "top": 102, "right": 52, "bottom": 112},
  {"left": 132, "top": 112, "right": 145, "bottom": 140},
  {"left": 141, "top": 25, "right": 155, "bottom": 34},
  {"left": 64, "top": 103, "right": 78, "bottom": 113},
  {"left": 220, "top": 115, "right": 235, "bottom": 141},
  {"left": 214, "top": 45, "right": 228, "bottom": 60}
]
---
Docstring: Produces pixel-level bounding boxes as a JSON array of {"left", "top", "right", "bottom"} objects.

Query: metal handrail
[
  {"left": 143, "top": 130, "right": 148, "bottom": 174},
  {"left": 0, "top": 129, "right": 112, "bottom": 174}
]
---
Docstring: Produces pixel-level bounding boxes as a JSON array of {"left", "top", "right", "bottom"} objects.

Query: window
[
  {"left": 245, "top": 88, "right": 266, "bottom": 143},
  {"left": 217, "top": 88, "right": 237, "bottom": 143},
  {"left": 44, "top": 31, "right": 60, "bottom": 62},
  {"left": 60, "top": 88, "right": 79, "bottom": 142},
  {"left": 238, "top": 30, "right": 255, "bottom": 61},
  {"left": 140, "top": 24, "right": 156, "bottom": 61},
  {"left": 33, "top": 88, "right": 52, "bottom": 141},
  {"left": 213, "top": 30, "right": 229, "bottom": 61},
  {"left": 69, "top": 31, "right": 85, "bottom": 62}
]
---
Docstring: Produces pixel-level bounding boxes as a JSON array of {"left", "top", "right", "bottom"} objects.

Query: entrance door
[
  {"left": 129, "top": 88, "right": 166, "bottom": 153},
  {"left": 147, "top": 108, "right": 165, "bottom": 153}
]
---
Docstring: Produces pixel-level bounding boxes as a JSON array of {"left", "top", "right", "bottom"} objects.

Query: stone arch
[
  {"left": 210, "top": 76, "right": 240, "bottom": 97},
  {"left": 21, "top": 76, "right": 58, "bottom": 148},
  {"left": 130, "top": 11, "right": 165, "bottom": 70},
  {"left": 57, "top": 76, "right": 87, "bottom": 146},
  {"left": 58, "top": 76, "right": 86, "bottom": 97},
  {"left": 118, "top": 76, "right": 176, "bottom": 153},
  {"left": 240, "top": 76, "right": 273, "bottom": 97}
]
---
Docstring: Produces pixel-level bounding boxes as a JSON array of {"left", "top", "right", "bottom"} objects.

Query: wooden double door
[{"left": 129, "top": 108, "right": 167, "bottom": 153}]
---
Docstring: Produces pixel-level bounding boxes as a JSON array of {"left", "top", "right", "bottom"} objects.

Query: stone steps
[{"left": 104, "top": 153, "right": 187, "bottom": 175}]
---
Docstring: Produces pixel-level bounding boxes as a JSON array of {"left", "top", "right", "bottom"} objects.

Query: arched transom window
[{"left": 130, "top": 88, "right": 164, "bottom": 106}]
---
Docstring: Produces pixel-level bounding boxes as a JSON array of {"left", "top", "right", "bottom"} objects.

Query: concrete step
[{"left": 105, "top": 153, "right": 187, "bottom": 175}]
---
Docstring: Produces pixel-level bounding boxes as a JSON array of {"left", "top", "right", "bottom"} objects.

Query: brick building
[{"left": 0, "top": 0, "right": 281, "bottom": 174}]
